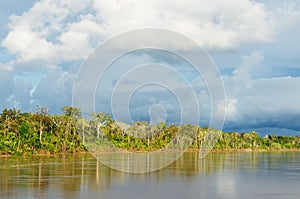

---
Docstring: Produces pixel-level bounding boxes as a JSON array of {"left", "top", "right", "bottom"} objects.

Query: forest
[{"left": 0, "top": 106, "right": 299, "bottom": 156}]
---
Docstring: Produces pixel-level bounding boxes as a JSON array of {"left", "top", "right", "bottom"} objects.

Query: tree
[
  {"left": 76, "top": 118, "right": 89, "bottom": 144},
  {"left": 33, "top": 106, "right": 53, "bottom": 145},
  {"left": 0, "top": 108, "right": 22, "bottom": 136},
  {"left": 249, "top": 131, "right": 259, "bottom": 149},
  {"left": 90, "top": 112, "right": 111, "bottom": 139},
  {"left": 61, "top": 106, "right": 82, "bottom": 119}
]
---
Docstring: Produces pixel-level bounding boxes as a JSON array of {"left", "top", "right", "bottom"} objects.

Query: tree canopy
[{"left": 0, "top": 106, "right": 299, "bottom": 156}]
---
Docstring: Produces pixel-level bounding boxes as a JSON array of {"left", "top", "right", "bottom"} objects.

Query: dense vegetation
[{"left": 0, "top": 106, "right": 299, "bottom": 156}]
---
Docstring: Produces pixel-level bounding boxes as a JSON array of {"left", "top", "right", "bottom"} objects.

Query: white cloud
[
  {"left": 219, "top": 99, "right": 238, "bottom": 121},
  {"left": 230, "top": 51, "right": 264, "bottom": 91},
  {"left": 57, "top": 15, "right": 103, "bottom": 60},
  {"left": 0, "top": 66, "right": 33, "bottom": 111},
  {"left": 1, "top": 0, "right": 300, "bottom": 131},
  {"left": 233, "top": 52, "right": 264, "bottom": 79},
  {"left": 272, "top": 3, "right": 300, "bottom": 30},
  {"left": 33, "top": 67, "right": 76, "bottom": 113},
  {"left": 223, "top": 52, "right": 300, "bottom": 129},
  {"left": 2, "top": 0, "right": 96, "bottom": 63},
  {"left": 2, "top": 24, "right": 57, "bottom": 62},
  {"left": 2, "top": 0, "right": 276, "bottom": 63},
  {"left": 94, "top": 0, "right": 275, "bottom": 49}
]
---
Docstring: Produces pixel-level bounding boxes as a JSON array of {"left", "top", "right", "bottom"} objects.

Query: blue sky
[{"left": 0, "top": 0, "right": 300, "bottom": 135}]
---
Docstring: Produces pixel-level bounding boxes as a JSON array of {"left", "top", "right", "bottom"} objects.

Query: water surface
[{"left": 1, "top": 152, "right": 299, "bottom": 199}]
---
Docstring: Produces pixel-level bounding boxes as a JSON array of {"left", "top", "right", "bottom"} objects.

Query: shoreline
[
  {"left": 1, "top": 148, "right": 300, "bottom": 158},
  {"left": 1, "top": 107, "right": 299, "bottom": 158},
  {"left": 190, "top": 148, "right": 300, "bottom": 153}
]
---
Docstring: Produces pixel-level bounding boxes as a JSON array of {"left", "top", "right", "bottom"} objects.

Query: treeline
[
  {"left": 0, "top": 106, "right": 84, "bottom": 155},
  {"left": 0, "top": 106, "right": 299, "bottom": 155}
]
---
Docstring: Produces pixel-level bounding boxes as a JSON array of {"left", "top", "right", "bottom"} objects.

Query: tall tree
[
  {"left": 0, "top": 108, "right": 21, "bottom": 136},
  {"left": 33, "top": 106, "right": 52, "bottom": 145},
  {"left": 61, "top": 106, "right": 82, "bottom": 119}
]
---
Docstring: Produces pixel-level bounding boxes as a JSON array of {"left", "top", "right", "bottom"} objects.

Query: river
[{"left": 1, "top": 152, "right": 299, "bottom": 199}]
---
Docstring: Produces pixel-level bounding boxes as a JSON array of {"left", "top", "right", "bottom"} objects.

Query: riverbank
[
  {"left": 211, "top": 148, "right": 300, "bottom": 152},
  {"left": 1, "top": 107, "right": 299, "bottom": 156},
  {"left": 1, "top": 148, "right": 300, "bottom": 158}
]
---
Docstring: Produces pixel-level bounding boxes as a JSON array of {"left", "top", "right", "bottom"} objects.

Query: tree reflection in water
[{"left": 0, "top": 152, "right": 299, "bottom": 198}]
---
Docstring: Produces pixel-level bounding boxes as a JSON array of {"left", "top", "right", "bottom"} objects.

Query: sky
[{"left": 0, "top": 0, "right": 300, "bottom": 135}]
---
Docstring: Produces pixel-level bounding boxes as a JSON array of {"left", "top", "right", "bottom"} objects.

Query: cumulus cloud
[
  {"left": 0, "top": 64, "right": 33, "bottom": 111},
  {"left": 94, "top": 0, "right": 275, "bottom": 49},
  {"left": 223, "top": 52, "right": 300, "bottom": 130},
  {"left": 2, "top": 0, "right": 276, "bottom": 63},
  {"left": 2, "top": 0, "right": 97, "bottom": 62},
  {"left": 33, "top": 67, "right": 76, "bottom": 113},
  {"left": 272, "top": 3, "right": 300, "bottom": 30},
  {"left": 1, "top": 0, "right": 300, "bottom": 133},
  {"left": 2, "top": 24, "right": 57, "bottom": 62}
]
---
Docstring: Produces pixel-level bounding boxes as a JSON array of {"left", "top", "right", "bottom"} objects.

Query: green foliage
[
  {"left": 0, "top": 107, "right": 299, "bottom": 156},
  {"left": 0, "top": 107, "right": 85, "bottom": 155},
  {"left": 62, "top": 106, "right": 82, "bottom": 118}
]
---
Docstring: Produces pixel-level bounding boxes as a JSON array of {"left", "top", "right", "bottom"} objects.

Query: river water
[{"left": 0, "top": 152, "right": 299, "bottom": 199}]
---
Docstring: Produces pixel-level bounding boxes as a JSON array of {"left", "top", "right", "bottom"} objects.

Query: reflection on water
[{"left": 0, "top": 152, "right": 300, "bottom": 199}]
